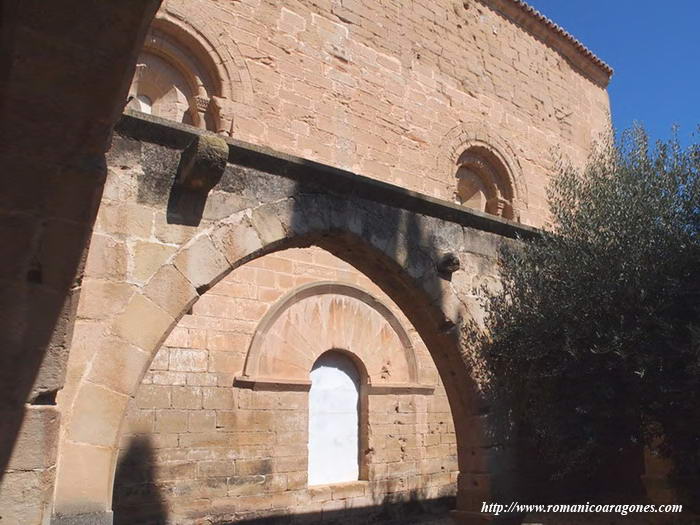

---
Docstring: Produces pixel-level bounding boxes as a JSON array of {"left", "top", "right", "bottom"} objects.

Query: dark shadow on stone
[
  {"left": 0, "top": 0, "right": 162, "bottom": 484},
  {"left": 213, "top": 495, "right": 454, "bottom": 525},
  {"left": 113, "top": 435, "right": 169, "bottom": 525},
  {"left": 166, "top": 185, "right": 208, "bottom": 226},
  {"left": 165, "top": 132, "right": 229, "bottom": 226}
]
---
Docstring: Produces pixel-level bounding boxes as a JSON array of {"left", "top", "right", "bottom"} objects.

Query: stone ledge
[
  {"left": 234, "top": 376, "right": 312, "bottom": 392},
  {"left": 115, "top": 112, "right": 542, "bottom": 242},
  {"left": 366, "top": 383, "right": 436, "bottom": 395},
  {"left": 233, "top": 376, "right": 435, "bottom": 395}
]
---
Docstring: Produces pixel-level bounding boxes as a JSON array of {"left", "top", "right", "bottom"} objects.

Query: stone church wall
[
  {"left": 51, "top": 117, "right": 524, "bottom": 524},
  {"left": 114, "top": 247, "right": 457, "bottom": 523},
  {"left": 0, "top": 0, "right": 616, "bottom": 523},
  {"left": 134, "top": 0, "right": 612, "bottom": 227}
]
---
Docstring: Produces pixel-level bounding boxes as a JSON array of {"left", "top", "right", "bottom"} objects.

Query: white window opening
[{"left": 308, "top": 352, "right": 360, "bottom": 486}]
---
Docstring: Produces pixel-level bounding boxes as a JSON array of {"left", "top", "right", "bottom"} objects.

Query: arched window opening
[
  {"left": 126, "top": 25, "right": 221, "bottom": 132},
  {"left": 308, "top": 351, "right": 364, "bottom": 486},
  {"left": 454, "top": 146, "right": 516, "bottom": 220}
]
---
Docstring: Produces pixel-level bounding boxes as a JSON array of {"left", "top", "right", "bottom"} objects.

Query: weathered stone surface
[
  {"left": 76, "top": 280, "right": 134, "bottom": 321},
  {"left": 67, "top": 383, "right": 129, "bottom": 447},
  {"left": 211, "top": 217, "right": 263, "bottom": 265},
  {"left": 113, "top": 293, "right": 175, "bottom": 351},
  {"left": 0, "top": 469, "right": 53, "bottom": 524},
  {"left": 7, "top": 0, "right": 618, "bottom": 522},
  {"left": 7, "top": 406, "right": 60, "bottom": 470},
  {"left": 143, "top": 264, "right": 198, "bottom": 319},
  {"left": 86, "top": 339, "right": 151, "bottom": 396},
  {"left": 51, "top": 511, "right": 114, "bottom": 525},
  {"left": 251, "top": 205, "right": 289, "bottom": 245},
  {"left": 83, "top": 234, "right": 128, "bottom": 280},
  {"left": 53, "top": 441, "right": 116, "bottom": 516},
  {"left": 176, "top": 135, "right": 229, "bottom": 193},
  {"left": 131, "top": 242, "right": 177, "bottom": 284},
  {"left": 173, "top": 235, "right": 230, "bottom": 290}
]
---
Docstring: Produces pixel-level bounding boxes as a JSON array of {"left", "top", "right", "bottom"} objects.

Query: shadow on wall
[
  {"left": 113, "top": 435, "right": 168, "bottom": 525},
  {"left": 0, "top": 1, "right": 162, "bottom": 483},
  {"left": 216, "top": 495, "right": 455, "bottom": 525},
  {"left": 111, "top": 114, "right": 519, "bottom": 521}
]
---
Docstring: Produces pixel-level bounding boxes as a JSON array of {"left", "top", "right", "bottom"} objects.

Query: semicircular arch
[
  {"left": 441, "top": 122, "right": 529, "bottom": 221},
  {"left": 242, "top": 281, "right": 420, "bottom": 385},
  {"left": 153, "top": 10, "right": 253, "bottom": 104}
]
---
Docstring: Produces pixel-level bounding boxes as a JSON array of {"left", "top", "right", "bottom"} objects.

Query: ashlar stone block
[
  {"left": 112, "top": 293, "right": 175, "bottom": 357},
  {"left": 174, "top": 235, "right": 230, "bottom": 290},
  {"left": 86, "top": 338, "right": 151, "bottom": 395},
  {"left": 143, "top": 264, "right": 198, "bottom": 319},
  {"left": 67, "top": 382, "right": 129, "bottom": 447}
]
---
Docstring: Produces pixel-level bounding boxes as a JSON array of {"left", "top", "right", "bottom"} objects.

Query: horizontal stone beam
[{"left": 115, "top": 111, "right": 541, "bottom": 241}]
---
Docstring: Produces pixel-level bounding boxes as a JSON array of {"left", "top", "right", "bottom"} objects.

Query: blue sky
[{"left": 526, "top": 0, "right": 699, "bottom": 145}]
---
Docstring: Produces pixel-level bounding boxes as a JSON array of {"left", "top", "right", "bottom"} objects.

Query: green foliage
[{"left": 473, "top": 127, "right": 700, "bottom": 496}]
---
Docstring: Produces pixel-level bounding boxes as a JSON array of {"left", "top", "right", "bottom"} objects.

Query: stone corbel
[
  {"left": 175, "top": 134, "right": 229, "bottom": 193},
  {"left": 437, "top": 252, "right": 461, "bottom": 276}
]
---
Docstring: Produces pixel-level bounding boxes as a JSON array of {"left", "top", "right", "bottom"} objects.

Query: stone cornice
[{"left": 117, "top": 111, "right": 542, "bottom": 241}]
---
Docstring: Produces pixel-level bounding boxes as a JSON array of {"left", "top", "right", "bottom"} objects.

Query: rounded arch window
[
  {"left": 454, "top": 146, "right": 516, "bottom": 220},
  {"left": 308, "top": 351, "right": 365, "bottom": 486},
  {"left": 126, "top": 24, "right": 221, "bottom": 131}
]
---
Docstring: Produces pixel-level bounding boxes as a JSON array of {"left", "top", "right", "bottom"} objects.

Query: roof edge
[{"left": 481, "top": 0, "right": 613, "bottom": 87}]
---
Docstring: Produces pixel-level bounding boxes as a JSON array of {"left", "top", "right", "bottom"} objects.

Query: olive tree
[{"left": 470, "top": 127, "right": 700, "bottom": 503}]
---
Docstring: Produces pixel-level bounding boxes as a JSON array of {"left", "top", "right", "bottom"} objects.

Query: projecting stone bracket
[
  {"left": 437, "top": 252, "right": 461, "bottom": 276},
  {"left": 168, "top": 134, "right": 229, "bottom": 226},
  {"left": 175, "top": 134, "right": 229, "bottom": 193}
]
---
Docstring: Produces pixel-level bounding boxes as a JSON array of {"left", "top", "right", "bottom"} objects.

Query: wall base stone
[{"left": 51, "top": 512, "right": 113, "bottom": 525}]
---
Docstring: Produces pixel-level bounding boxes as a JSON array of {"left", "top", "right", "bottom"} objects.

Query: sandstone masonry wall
[
  {"left": 154, "top": 0, "right": 611, "bottom": 226},
  {"left": 2, "top": 0, "right": 615, "bottom": 523},
  {"left": 115, "top": 247, "right": 457, "bottom": 523},
  {"left": 54, "top": 121, "right": 513, "bottom": 524}
]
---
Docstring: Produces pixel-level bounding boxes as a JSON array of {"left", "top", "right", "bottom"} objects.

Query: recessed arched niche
[
  {"left": 126, "top": 20, "right": 223, "bottom": 131},
  {"left": 454, "top": 146, "right": 516, "bottom": 220},
  {"left": 442, "top": 123, "right": 527, "bottom": 222},
  {"left": 236, "top": 281, "right": 432, "bottom": 391}
]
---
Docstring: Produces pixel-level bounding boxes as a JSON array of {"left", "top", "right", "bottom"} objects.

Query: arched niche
[
  {"left": 455, "top": 146, "right": 516, "bottom": 220},
  {"left": 442, "top": 123, "right": 528, "bottom": 222},
  {"left": 126, "top": 15, "right": 251, "bottom": 133},
  {"left": 237, "top": 282, "right": 422, "bottom": 389}
]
